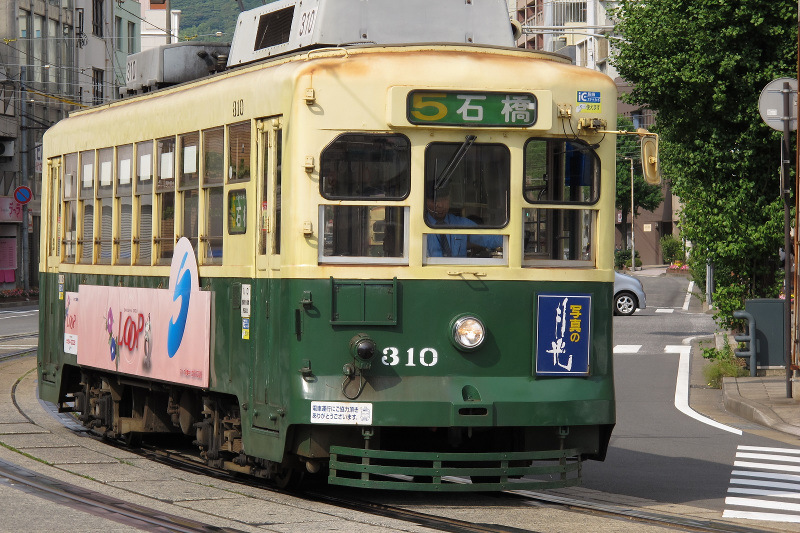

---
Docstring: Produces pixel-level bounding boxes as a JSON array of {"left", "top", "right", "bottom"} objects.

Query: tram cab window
[
  {"left": 523, "top": 139, "right": 598, "bottom": 204},
  {"left": 156, "top": 137, "right": 176, "bottom": 263},
  {"left": 319, "top": 134, "right": 410, "bottom": 263},
  {"left": 79, "top": 150, "right": 95, "bottom": 264},
  {"left": 116, "top": 144, "right": 133, "bottom": 265},
  {"left": 97, "top": 147, "right": 113, "bottom": 264},
  {"left": 135, "top": 141, "right": 153, "bottom": 265},
  {"left": 522, "top": 139, "right": 598, "bottom": 267},
  {"left": 320, "top": 134, "right": 410, "bottom": 200},
  {"left": 423, "top": 140, "right": 509, "bottom": 263},
  {"left": 62, "top": 153, "right": 78, "bottom": 263}
]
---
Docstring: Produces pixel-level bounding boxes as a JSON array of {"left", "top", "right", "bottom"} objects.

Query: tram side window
[
  {"left": 423, "top": 142, "right": 508, "bottom": 260},
  {"left": 319, "top": 133, "right": 410, "bottom": 261},
  {"left": 97, "top": 147, "right": 114, "bottom": 264},
  {"left": 63, "top": 153, "right": 78, "bottom": 263},
  {"left": 523, "top": 208, "right": 594, "bottom": 264},
  {"left": 156, "top": 137, "right": 175, "bottom": 263},
  {"left": 228, "top": 121, "right": 251, "bottom": 182},
  {"left": 135, "top": 141, "right": 153, "bottom": 265},
  {"left": 179, "top": 132, "right": 199, "bottom": 254},
  {"left": 522, "top": 138, "right": 598, "bottom": 267},
  {"left": 117, "top": 144, "right": 133, "bottom": 265},
  {"left": 79, "top": 150, "right": 95, "bottom": 264},
  {"left": 203, "top": 127, "right": 224, "bottom": 263}
]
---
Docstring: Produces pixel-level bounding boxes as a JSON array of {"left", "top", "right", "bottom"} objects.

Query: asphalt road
[{"left": 582, "top": 273, "right": 800, "bottom": 518}]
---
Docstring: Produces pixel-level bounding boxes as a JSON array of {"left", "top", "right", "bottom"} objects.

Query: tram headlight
[
  {"left": 350, "top": 333, "right": 376, "bottom": 370},
  {"left": 452, "top": 316, "right": 485, "bottom": 350}
]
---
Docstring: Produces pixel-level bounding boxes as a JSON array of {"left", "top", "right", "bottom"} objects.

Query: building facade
[{"left": 0, "top": 0, "right": 140, "bottom": 291}]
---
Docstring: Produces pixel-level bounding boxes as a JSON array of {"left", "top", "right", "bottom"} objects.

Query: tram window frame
[
  {"left": 78, "top": 150, "right": 95, "bottom": 264},
  {"left": 521, "top": 207, "right": 595, "bottom": 267},
  {"left": 96, "top": 147, "right": 114, "bottom": 264},
  {"left": 319, "top": 205, "right": 409, "bottom": 264},
  {"left": 155, "top": 136, "right": 176, "bottom": 263},
  {"left": 178, "top": 132, "right": 200, "bottom": 252},
  {"left": 523, "top": 138, "right": 599, "bottom": 205},
  {"left": 116, "top": 144, "right": 133, "bottom": 265},
  {"left": 319, "top": 133, "right": 411, "bottom": 200},
  {"left": 135, "top": 140, "right": 154, "bottom": 265},
  {"left": 422, "top": 141, "right": 509, "bottom": 265},
  {"left": 228, "top": 121, "right": 251, "bottom": 183},
  {"left": 202, "top": 127, "right": 224, "bottom": 264},
  {"left": 62, "top": 152, "right": 78, "bottom": 263}
]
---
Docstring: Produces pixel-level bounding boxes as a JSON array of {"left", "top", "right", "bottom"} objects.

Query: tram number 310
[
  {"left": 382, "top": 347, "right": 438, "bottom": 367},
  {"left": 232, "top": 99, "right": 244, "bottom": 118}
]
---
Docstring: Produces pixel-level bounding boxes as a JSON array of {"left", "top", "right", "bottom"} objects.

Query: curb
[
  {"left": 721, "top": 376, "right": 800, "bottom": 437},
  {"left": 0, "top": 299, "right": 38, "bottom": 310}
]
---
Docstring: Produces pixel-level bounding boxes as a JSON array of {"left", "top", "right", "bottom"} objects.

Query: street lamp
[{"left": 624, "top": 157, "right": 635, "bottom": 271}]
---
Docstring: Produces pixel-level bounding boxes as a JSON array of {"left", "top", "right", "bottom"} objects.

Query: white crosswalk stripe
[
  {"left": 723, "top": 445, "right": 800, "bottom": 522},
  {"left": 613, "top": 345, "right": 641, "bottom": 354}
]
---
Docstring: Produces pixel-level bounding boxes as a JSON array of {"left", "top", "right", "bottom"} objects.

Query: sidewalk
[{"left": 722, "top": 374, "right": 800, "bottom": 438}]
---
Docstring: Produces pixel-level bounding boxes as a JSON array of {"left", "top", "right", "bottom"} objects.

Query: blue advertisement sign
[{"left": 536, "top": 293, "right": 591, "bottom": 376}]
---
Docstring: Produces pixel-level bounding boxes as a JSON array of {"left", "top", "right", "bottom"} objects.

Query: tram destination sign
[{"left": 407, "top": 90, "right": 537, "bottom": 127}]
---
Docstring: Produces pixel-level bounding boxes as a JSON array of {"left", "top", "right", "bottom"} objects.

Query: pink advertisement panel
[
  {"left": 64, "top": 291, "right": 79, "bottom": 355},
  {"left": 76, "top": 238, "right": 211, "bottom": 388}
]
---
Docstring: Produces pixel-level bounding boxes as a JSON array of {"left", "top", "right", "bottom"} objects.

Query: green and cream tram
[{"left": 38, "top": 0, "right": 630, "bottom": 490}]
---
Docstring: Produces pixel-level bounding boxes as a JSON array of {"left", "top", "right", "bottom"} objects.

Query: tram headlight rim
[{"left": 450, "top": 314, "right": 486, "bottom": 351}]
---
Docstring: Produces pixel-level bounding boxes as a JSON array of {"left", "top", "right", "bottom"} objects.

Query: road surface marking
[{"left": 668, "top": 344, "right": 742, "bottom": 435}]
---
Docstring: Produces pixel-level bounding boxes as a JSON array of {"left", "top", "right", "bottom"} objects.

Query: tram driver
[{"left": 425, "top": 185, "right": 502, "bottom": 258}]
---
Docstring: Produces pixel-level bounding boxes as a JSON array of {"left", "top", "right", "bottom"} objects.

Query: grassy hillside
[{"left": 175, "top": 0, "right": 271, "bottom": 42}]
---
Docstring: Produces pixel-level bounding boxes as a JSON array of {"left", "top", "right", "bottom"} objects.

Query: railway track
[
  {"left": 72, "top": 428, "right": 784, "bottom": 533},
  {"left": 0, "top": 331, "right": 38, "bottom": 361},
  {"left": 0, "top": 355, "right": 789, "bottom": 533}
]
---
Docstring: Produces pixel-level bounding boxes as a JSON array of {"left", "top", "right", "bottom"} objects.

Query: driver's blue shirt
[{"left": 426, "top": 213, "right": 503, "bottom": 257}]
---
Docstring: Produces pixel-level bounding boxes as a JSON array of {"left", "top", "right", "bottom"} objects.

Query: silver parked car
[{"left": 614, "top": 272, "right": 646, "bottom": 316}]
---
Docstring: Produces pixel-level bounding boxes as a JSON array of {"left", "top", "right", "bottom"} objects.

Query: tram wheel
[
  {"left": 274, "top": 467, "right": 305, "bottom": 490},
  {"left": 124, "top": 432, "right": 143, "bottom": 448}
]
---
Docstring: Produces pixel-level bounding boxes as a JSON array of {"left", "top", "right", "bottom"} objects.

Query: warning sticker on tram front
[{"left": 13, "top": 186, "right": 32, "bottom": 205}]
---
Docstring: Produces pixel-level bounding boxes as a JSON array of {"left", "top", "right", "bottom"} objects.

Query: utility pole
[{"left": 625, "top": 157, "right": 635, "bottom": 271}]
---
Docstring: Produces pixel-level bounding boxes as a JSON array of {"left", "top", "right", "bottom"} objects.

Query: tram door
[
  {"left": 253, "top": 116, "right": 282, "bottom": 431},
  {"left": 41, "top": 159, "right": 62, "bottom": 381}
]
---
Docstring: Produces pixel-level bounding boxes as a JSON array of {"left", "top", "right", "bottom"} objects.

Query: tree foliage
[
  {"left": 611, "top": 0, "right": 795, "bottom": 327},
  {"left": 174, "top": 0, "right": 267, "bottom": 42},
  {"left": 615, "top": 115, "right": 663, "bottom": 251}
]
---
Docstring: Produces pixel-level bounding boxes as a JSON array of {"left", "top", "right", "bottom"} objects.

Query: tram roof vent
[
  {"left": 121, "top": 42, "right": 231, "bottom": 97},
  {"left": 227, "top": 0, "right": 516, "bottom": 68}
]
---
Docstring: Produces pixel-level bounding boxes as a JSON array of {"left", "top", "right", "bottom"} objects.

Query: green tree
[
  {"left": 174, "top": 0, "right": 267, "bottom": 42},
  {"left": 615, "top": 115, "right": 662, "bottom": 251},
  {"left": 611, "top": 0, "right": 794, "bottom": 327}
]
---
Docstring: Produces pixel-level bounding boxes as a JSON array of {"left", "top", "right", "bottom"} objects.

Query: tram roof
[{"left": 227, "top": 0, "right": 518, "bottom": 68}]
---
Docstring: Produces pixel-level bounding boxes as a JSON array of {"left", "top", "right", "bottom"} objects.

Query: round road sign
[
  {"left": 13, "top": 186, "right": 32, "bottom": 205},
  {"left": 759, "top": 77, "right": 798, "bottom": 132}
]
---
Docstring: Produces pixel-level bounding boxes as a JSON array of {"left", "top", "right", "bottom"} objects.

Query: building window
[
  {"left": 128, "top": 21, "right": 136, "bottom": 54},
  {"left": 92, "top": 68, "right": 103, "bottom": 105},
  {"left": 92, "top": 0, "right": 104, "bottom": 37},
  {"left": 553, "top": 1, "right": 586, "bottom": 26},
  {"left": 115, "top": 17, "right": 122, "bottom": 51}
]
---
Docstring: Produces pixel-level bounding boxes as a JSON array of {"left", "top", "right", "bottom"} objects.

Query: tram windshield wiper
[{"left": 433, "top": 134, "right": 476, "bottom": 191}]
